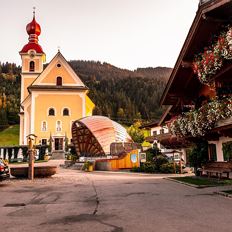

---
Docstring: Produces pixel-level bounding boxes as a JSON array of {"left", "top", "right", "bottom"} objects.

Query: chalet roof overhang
[
  {"left": 159, "top": 135, "right": 194, "bottom": 149},
  {"left": 160, "top": 0, "right": 232, "bottom": 106}
]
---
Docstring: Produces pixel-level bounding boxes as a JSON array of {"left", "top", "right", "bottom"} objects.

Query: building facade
[
  {"left": 19, "top": 12, "right": 94, "bottom": 151},
  {"left": 160, "top": 0, "right": 232, "bottom": 162}
]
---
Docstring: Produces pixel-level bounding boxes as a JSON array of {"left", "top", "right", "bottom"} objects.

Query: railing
[{"left": 0, "top": 145, "right": 48, "bottom": 162}]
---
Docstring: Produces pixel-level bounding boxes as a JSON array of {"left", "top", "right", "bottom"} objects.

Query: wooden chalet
[{"left": 160, "top": 0, "right": 232, "bottom": 162}]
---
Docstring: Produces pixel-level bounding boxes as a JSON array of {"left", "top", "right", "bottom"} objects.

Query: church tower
[
  {"left": 19, "top": 10, "right": 45, "bottom": 144},
  {"left": 19, "top": 10, "right": 45, "bottom": 103},
  {"left": 19, "top": 11, "right": 94, "bottom": 150}
]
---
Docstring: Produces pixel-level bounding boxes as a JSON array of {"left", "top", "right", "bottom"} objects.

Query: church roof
[{"left": 30, "top": 51, "right": 86, "bottom": 88}]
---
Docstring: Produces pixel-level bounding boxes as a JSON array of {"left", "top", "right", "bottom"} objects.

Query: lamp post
[{"left": 27, "top": 134, "right": 37, "bottom": 180}]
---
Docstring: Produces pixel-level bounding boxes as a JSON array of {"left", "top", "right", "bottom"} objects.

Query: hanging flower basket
[
  {"left": 170, "top": 97, "right": 232, "bottom": 137},
  {"left": 192, "top": 26, "right": 232, "bottom": 85}
]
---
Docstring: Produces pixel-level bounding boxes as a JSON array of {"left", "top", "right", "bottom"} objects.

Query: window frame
[
  {"left": 48, "top": 107, "right": 56, "bottom": 116},
  {"left": 41, "top": 121, "right": 48, "bottom": 132},
  {"left": 62, "top": 107, "right": 70, "bottom": 116},
  {"left": 56, "top": 120, "right": 62, "bottom": 132},
  {"left": 29, "top": 61, "right": 35, "bottom": 72},
  {"left": 56, "top": 76, "right": 62, "bottom": 86}
]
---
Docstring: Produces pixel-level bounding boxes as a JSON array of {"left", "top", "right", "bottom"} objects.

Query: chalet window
[
  {"left": 41, "top": 121, "right": 47, "bottom": 131},
  {"left": 48, "top": 108, "right": 55, "bottom": 116},
  {"left": 160, "top": 129, "right": 164, "bottom": 134},
  {"left": 29, "top": 61, "right": 35, "bottom": 72},
  {"left": 56, "top": 121, "right": 62, "bottom": 132},
  {"left": 56, "top": 76, "right": 62, "bottom": 86},
  {"left": 152, "top": 131, "right": 157, "bottom": 136},
  {"left": 63, "top": 108, "right": 69, "bottom": 116}
]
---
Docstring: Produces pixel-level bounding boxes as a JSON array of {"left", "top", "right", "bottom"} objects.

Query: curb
[
  {"left": 214, "top": 191, "right": 232, "bottom": 199},
  {"left": 165, "top": 177, "right": 217, "bottom": 188}
]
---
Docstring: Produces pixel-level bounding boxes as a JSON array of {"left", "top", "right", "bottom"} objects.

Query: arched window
[
  {"left": 48, "top": 108, "right": 55, "bottom": 116},
  {"left": 56, "top": 121, "right": 62, "bottom": 132},
  {"left": 29, "top": 61, "right": 35, "bottom": 72},
  {"left": 56, "top": 76, "right": 62, "bottom": 86},
  {"left": 63, "top": 108, "right": 69, "bottom": 116},
  {"left": 41, "top": 121, "right": 47, "bottom": 131}
]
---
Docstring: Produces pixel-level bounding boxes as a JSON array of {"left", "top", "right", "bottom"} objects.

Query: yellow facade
[{"left": 19, "top": 51, "right": 95, "bottom": 151}]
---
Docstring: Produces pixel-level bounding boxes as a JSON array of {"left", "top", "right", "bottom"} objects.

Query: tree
[{"left": 127, "top": 121, "right": 145, "bottom": 143}]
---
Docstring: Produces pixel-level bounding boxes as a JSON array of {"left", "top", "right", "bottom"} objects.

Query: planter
[{"left": 10, "top": 166, "right": 57, "bottom": 178}]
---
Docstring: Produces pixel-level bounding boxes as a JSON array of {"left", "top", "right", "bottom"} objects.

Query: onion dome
[
  {"left": 20, "top": 10, "right": 44, "bottom": 54},
  {"left": 26, "top": 15, "right": 41, "bottom": 37}
]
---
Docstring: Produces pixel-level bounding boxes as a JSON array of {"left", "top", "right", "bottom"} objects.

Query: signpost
[
  {"left": 140, "top": 153, "right": 146, "bottom": 163},
  {"left": 27, "top": 134, "right": 37, "bottom": 180}
]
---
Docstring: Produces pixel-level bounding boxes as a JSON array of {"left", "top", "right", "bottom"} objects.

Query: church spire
[{"left": 20, "top": 9, "right": 44, "bottom": 54}]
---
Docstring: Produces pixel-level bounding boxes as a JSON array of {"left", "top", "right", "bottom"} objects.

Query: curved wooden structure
[{"left": 72, "top": 116, "right": 132, "bottom": 157}]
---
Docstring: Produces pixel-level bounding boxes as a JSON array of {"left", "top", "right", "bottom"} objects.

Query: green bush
[{"left": 159, "top": 163, "right": 180, "bottom": 174}]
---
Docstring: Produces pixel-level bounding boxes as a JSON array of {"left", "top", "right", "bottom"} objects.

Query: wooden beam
[
  {"left": 181, "top": 61, "right": 192, "bottom": 69},
  {"left": 202, "top": 13, "right": 232, "bottom": 23}
]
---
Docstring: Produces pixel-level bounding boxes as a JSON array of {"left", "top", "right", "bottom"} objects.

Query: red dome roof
[
  {"left": 26, "top": 16, "right": 41, "bottom": 36},
  {"left": 20, "top": 13, "right": 44, "bottom": 54},
  {"left": 20, "top": 43, "right": 44, "bottom": 53}
]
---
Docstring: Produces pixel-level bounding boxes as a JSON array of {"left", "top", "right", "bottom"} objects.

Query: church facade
[{"left": 19, "top": 12, "right": 95, "bottom": 151}]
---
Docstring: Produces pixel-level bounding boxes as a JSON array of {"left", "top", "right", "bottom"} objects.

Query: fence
[{"left": 0, "top": 145, "right": 48, "bottom": 162}]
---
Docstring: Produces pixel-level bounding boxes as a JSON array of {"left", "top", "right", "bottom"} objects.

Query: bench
[{"left": 199, "top": 162, "right": 232, "bottom": 179}]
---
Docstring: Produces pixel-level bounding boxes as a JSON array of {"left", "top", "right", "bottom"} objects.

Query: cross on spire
[{"left": 33, "top": 7, "right": 36, "bottom": 17}]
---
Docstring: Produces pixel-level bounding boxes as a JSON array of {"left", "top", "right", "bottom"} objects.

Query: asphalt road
[{"left": 0, "top": 167, "right": 232, "bottom": 232}]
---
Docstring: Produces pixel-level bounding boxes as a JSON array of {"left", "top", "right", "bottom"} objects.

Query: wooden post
[
  {"left": 28, "top": 149, "right": 34, "bottom": 180},
  {"left": 173, "top": 152, "right": 176, "bottom": 174},
  {"left": 179, "top": 160, "right": 182, "bottom": 174}
]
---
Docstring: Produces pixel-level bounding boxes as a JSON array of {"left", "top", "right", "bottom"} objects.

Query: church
[{"left": 19, "top": 12, "right": 95, "bottom": 151}]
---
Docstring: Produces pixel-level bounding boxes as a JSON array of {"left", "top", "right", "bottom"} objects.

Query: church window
[
  {"left": 63, "top": 108, "right": 69, "bottom": 116},
  {"left": 57, "top": 63, "right": 61, "bottom": 68},
  {"left": 29, "top": 61, "right": 35, "bottom": 72},
  {"left": 48, "top": 108, "right": 55, "bottom": 116},
  {"left": 56, "top": 121, "right": 62, "bottom": 132},
  {"left": 56, "top": 76, "right": 62, "bottom": 86},
  {"left": 41, "top": 121, "right": 47, "bottom": 131}
]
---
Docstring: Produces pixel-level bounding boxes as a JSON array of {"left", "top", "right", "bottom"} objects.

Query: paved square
[{"left": 1, "top": 168, "right": 232, "bottom": 232}]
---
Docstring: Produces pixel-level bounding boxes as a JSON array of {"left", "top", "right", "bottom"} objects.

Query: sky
[{"left": 1, "top": 0, "right": 199, "bottom": 70}]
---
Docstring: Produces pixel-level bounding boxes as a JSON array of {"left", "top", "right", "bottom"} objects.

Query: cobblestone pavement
[{"left": 0, "top": 165, "right": 232, "bottom": 232}]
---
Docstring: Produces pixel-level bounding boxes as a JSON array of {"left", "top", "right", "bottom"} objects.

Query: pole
[
  {"left": 28, "top": 149, "right": 34, "bottom": 180},
  {"left": 173, "top": 151, "right": 176, "bottom": 174},
  {"left": 179, "top": 159, "right": 182, "bottom": 174}
]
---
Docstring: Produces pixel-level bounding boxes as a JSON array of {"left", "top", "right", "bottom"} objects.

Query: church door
[{"left": 54, "top": 138, "right": 63, "bottom": 151}]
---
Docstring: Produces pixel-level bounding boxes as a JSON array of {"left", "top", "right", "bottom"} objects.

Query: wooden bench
[{"left": 199, "top": 162, "right": 232, "bottom": 179}]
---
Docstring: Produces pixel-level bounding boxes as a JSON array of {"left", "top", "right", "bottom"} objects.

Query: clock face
[{"left": 29, "top": 51, "right": 35, "bottom": 58}]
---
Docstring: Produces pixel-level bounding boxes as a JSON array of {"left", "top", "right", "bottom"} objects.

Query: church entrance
[{"left": 54, "top": 138, "right": 63, "bottom": 151}]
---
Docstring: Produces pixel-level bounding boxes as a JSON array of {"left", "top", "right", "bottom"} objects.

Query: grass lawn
[
  {"left": 171, "top": 176, "right": 232, "bottom": 187},
  {"left": 0, "top": 125, "right": 19, "bottom": 146},
  {"left": 222, "top": 190, "right": 232, "bottom": 194}
]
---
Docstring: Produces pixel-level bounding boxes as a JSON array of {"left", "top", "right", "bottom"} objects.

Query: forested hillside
[
  {"left": 69, "top": 60, "right": 172, "bottom": 123},
  {"left": 0, "top": 60, "right": 172, "bottom": 129},
  {"left": 0, "top": 62, "right": 21, "bottom": 130}
]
